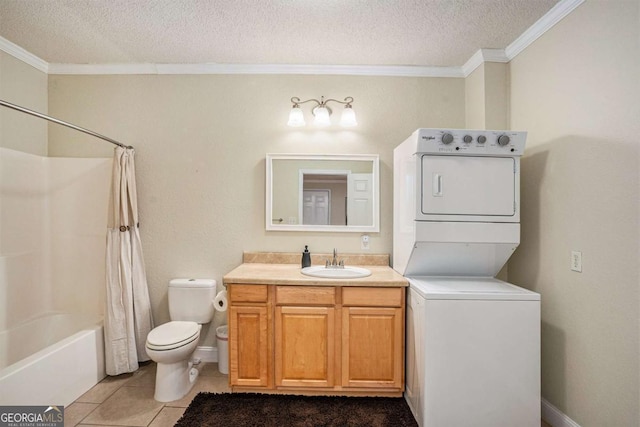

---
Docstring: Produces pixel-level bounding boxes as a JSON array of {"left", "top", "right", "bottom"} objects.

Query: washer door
[{"left": 420, "top": 155, "right": 515, "bottom": 217}]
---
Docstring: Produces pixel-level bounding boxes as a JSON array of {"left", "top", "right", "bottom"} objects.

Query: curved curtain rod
[{"left": 0, "top": 99, "right": 133, "bottom": 149}]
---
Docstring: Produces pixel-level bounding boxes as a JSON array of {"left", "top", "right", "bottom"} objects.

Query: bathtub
[{"left": 0, "top": 312, "right": 105, "bottom": 406}]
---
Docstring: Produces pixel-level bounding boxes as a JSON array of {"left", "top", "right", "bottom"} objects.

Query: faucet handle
[
  {"left": 325, "top": 260, "right": 330, "bottom": 268},
  {"left": 339, "top": 260, "right": 344, "bottom": 268}
]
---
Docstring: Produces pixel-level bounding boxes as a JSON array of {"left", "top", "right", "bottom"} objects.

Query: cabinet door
[
  {"left": 275, "top": 306, "right": 335, "bottom": 388},
  {"left": 229, "top": 305, "right": 269, "bottom": 387},
  {"left": 342, "top": 307, "right": 404, "bottom": 389}
]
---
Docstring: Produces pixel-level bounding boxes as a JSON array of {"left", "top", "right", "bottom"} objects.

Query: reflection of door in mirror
[
  {"left": 302, "top": 190, "right": 331, "bottom": 225},
  {"left": 347, "top": 173, "right": 373, "bottom": 226},
  {"left": 301, "top": 173, "right": 346, "bottom": 225}
]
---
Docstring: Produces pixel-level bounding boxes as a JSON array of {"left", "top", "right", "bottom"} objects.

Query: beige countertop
[{"left": 223, "top": 253, "right": 408, "bottom": 287}]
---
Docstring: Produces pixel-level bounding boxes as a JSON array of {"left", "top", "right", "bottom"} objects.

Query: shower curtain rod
[{"left": 0, "top": 99, "right": 133, "bottom": 149}]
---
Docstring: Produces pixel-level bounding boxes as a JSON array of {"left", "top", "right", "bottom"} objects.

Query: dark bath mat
[{"left": 175, "top": 392, "right": 418, "bottom": 427}]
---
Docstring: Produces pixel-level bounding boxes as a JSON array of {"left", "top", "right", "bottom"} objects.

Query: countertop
[{"left": 223, "top": 252, "right": 408, "bottom": 287}]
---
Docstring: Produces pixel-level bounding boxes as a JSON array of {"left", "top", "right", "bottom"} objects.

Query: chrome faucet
[{"left": 325, "top": 248, "right": 345, "bottom": 269}]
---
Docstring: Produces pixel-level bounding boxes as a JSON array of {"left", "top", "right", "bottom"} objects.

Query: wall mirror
[{"left": 266, "top": 154, "right": 380, "bottom": 232}]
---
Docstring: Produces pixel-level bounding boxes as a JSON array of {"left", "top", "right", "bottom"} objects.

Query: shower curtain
[{"left": 104, "top": 147, "right": 154, "bottom": 376}]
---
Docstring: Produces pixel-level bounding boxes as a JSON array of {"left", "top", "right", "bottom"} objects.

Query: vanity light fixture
[{"left": 287, "top": 96, "right": 357, "bottom": 127}]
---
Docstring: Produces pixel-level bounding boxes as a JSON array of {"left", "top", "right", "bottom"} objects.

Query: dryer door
[{"left": 420, "top": 155, "right": 515, "bottom": 218}]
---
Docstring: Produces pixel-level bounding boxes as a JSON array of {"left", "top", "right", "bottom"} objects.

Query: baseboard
[
  {"left": 194, "top": 346, "right": 218, "bottom": 363},
  {"left": 542, "top": 398, "right": 582, "bottom": 427}
]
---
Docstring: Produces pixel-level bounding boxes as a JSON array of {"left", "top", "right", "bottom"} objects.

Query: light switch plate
[{"left": 571, "top": 251, "right": 582, "bottom": 272}]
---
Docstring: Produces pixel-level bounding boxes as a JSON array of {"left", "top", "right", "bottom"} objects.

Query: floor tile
[
  {"left": 165, "top": 374, "right": 230, "bottom": 408},
  {"left": 149, "top": 407, "right": 187, "bottom": 427},
  {"left": 75, "top": 373, "right": 134, "bottom": 404},
  {"left": 80, "top": 386, "right": 163, "bottom": 426},
  {"left": 125, "top": 363, "right": 157, "bottom": 388},
  {"left": 64, "top": 402, "right": 99, "bottom": 427}
]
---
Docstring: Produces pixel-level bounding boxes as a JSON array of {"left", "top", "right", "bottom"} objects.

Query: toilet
[{"left": 145, "top": 278, "right": 216, "bottom": 402}]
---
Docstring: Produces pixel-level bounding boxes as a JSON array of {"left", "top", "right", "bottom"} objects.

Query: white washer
[
  {"left": 393, "top": 129, "right": 540, "bottom": 426},
  {"left": 405, "top": 277, "right": 540, "bottom": 427}
]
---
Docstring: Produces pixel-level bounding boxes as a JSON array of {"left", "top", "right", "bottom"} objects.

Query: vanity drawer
[
  {"left": 228, "top": 284, "right": 268, "bottom": 303},
  {"left": 276, "top": 286, "right": 336, "bottom": 306},
  {"left": 342, "top": 287, "right": 403, "bottom": 307}
]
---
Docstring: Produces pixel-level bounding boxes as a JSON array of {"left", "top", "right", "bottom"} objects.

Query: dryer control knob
[
  {"left": 497, "top": 135, "right": 511, "bottom": 146},
  {"left": 477, "top": 135, "right": 487, "bottom": 144},
  {"left": 442, "top": 133, "right": 454, "bottom": 144},
  {"left": 463, "top": 135, "right": 473, "bottom": 143}
]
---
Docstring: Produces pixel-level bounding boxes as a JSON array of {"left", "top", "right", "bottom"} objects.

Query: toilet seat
[{"left": 146, "top": 321, "right": 200, "bottom": 351}]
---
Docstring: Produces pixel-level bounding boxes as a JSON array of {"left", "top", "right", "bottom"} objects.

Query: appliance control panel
[{"left": 415, "top": 128, "right": 526, "bottom": 156}]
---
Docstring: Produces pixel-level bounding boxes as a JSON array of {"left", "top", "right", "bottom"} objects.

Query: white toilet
[{"left": 145, "top": 278, "right": 216, "bottom": 402}]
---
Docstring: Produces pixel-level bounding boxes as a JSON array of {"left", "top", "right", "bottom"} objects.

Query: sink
[{"left": 301, "top": 266, "right": 371, "bottom": 279}]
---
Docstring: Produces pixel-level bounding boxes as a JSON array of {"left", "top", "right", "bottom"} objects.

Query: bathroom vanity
[{"left": 223, "top": 252, "right": 407, "bottom": 396}]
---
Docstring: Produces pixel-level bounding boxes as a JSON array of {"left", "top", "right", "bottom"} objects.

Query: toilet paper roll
[{"left": 213, "top": 290, "right": 228, "bottom": 312}]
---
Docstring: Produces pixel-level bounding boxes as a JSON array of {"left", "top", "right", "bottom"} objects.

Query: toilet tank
[{"left": 168, "top": 278, "right": 216, "bottom": 323}]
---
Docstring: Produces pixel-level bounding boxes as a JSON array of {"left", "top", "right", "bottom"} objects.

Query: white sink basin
[{"left": 301, "top": 266, "right": 371, "bottom": 279}]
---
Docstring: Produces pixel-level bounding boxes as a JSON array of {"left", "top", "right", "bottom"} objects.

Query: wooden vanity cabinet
[
  {"left": 227, "top": 283, "right": 405, "bottom": 396},
  {"left": 228, "top": 284, "right": 270, "bottom": 387},
  {"left": 341, "top": 287, "right": 404, "bottom": 389},
  {"left": 274, "top": 286, "right": 336, "bottom": 388}
]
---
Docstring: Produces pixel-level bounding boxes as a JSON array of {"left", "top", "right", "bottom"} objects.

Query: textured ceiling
[{"left": 0, "top": 0, "right": 560, "bottom": 67}]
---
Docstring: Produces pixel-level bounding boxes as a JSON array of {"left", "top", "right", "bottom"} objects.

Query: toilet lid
[{"left": 146, "top": 321, "right": 200, "bottom": 350}]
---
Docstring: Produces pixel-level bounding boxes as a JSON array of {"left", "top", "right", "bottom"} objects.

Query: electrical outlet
[
  {"left": 571, "top": 251, "right": 582, "bottom": 272},
  {"left": 361, "top": 235, "right": 370, "bottom": 250}
]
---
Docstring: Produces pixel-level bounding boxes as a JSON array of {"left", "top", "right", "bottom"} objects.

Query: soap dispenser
[{"left": 301, "top": 245, "right": 311, "bottom": 268}]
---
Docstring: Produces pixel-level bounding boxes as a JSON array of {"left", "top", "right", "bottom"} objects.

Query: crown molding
[
  {"left": 2, "top": 0, "right": 583, "bottom": 78},
  {"left": 506, "top": 0, "right": 585, "bottom": 60},
  {"left": 48, "top": 62, "right": 465, "bottom": 78},
  {"left": 48, "top": 63, "right": 159, "bottom": 75},
  {"left": 0, "top": 36, "right": 48, "bottom": 73},
  {"left": 462, "top": 48, "right": 509, "bottom": 77}
]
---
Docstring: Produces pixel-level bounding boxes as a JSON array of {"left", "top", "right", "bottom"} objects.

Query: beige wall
[
  {"left": 465, "top": 62, "right": 509, "bottom": 130},
  {"left": 465, "top": 64, "right": 485, "bottom": 129},
  {"left": 483, "top": 62, "right": 508, "bottom": 130},
  {"left": 48, "top": 75, "right": 465, "bottom": 341},
  {"left": 0, "top": 51, "right": 48, "bottom": 155},
  {"left": 508, "top": 1, "right": 640, "bottom": 426}
]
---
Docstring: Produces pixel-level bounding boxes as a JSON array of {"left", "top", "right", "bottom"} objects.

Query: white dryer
[{"left": 393, "top": 129, "right": 540, "bottom": 427}]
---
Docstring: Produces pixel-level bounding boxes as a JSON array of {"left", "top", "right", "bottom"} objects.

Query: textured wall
[
  {"left": 465, "top": 62, "right": 509, "bottom": 130},
  {"left": 465, "top": 64, "right": 484, "bottom": 129},
  {"left": 48, "top": 74, "right": 465, "bottom": 343},
  {"left": 508, "top": 1, "right": 640, "bottom": 425},
  {"left": 0, "top": 51, "right": 47, "bottom": 155}
]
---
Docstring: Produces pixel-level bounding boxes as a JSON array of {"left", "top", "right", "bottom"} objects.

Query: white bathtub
[{"left": 0, "top": 312, "right": 105, "bottom": 406}]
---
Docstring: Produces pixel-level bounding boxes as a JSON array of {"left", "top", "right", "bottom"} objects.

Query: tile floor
[
  {"left": 65, "top": 362, "right": 554, "bottom": 427},
  {"left": 64, "top": 361, "right": 229, "bottom": 427}
]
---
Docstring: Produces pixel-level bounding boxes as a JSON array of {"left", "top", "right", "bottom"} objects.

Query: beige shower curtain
[{"left": 104, "top": 147, "right": 154, "bottom": 376}]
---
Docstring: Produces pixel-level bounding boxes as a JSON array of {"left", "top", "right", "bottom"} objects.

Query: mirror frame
[{"left": 266, "top": 153, "right": 380, "bottom": 232}]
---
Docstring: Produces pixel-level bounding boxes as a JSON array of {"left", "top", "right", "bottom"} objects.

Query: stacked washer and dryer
[{"left": 393, "top": 129, "right": 540, "bottom": 427}]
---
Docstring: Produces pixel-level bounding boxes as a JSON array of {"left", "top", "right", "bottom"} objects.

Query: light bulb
[
  {"left": 339, "top": 106, "right": 357, "bottom": 127},
  {"left": 313, "top": 106, "right": 331, "bottom": 127},
  {"left": 287, "top": 106, "right": 306, "bottom": 127}
]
